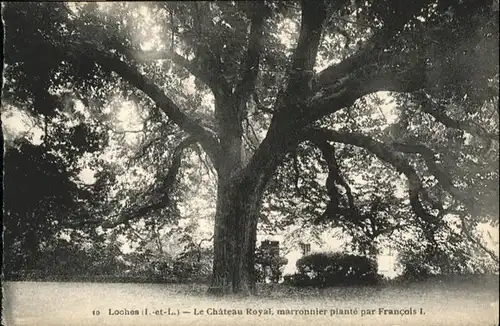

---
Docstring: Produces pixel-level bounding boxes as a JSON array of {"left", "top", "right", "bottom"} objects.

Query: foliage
[
  {"left": 287, "top": 252, "right": 381, "bottom": 287},
  {"left": 126, "top": 249, "right": 213, "bottom": 284},
  {"left": 5, "top": 234, "right": 128, "bottom": 282},
  {"left": 282, "top": 273, "right": 312, "bottom": 287},
  {"left": 3, "top": 139, "right": 93, "bottom": 278},
  {"left": 173, "top": 247, "right": 213, "bottom": 283},
  {"left": 395, "top": 229, "right": 499, "bottom": 282},
  {"left": 2, "top": 0, "right": 498, "bottom": 294},
  {"left": 117, "top": 222, "right": 214, "bottom": 284}
]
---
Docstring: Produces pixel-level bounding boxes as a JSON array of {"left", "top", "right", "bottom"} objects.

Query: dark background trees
[{"left": 2, "top": 0, "right": 498, "bottom": 295}]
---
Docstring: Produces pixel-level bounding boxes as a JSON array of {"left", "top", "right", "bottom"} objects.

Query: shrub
[
  {"left": 395, "top": 233, "right": 499, "bottom": 283},
  {"left": 397, "top": 261, "right": 433, "bottom": 282},
  {"left": 283, "top": 273, "right": 311, "bottom": 287},
  {"left": 168, "top": 256, "right": 212, "bottom": 283},
  {"left": 293, "top": 252, "right": 381, "bottom": 287},
  {"left": 141, "top": 248, "right": 213, "bottom": 284}
]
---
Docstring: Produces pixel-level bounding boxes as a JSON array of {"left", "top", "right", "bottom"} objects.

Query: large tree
[{"left": 2, "top": 1, "right": 498, "bottom": 295}]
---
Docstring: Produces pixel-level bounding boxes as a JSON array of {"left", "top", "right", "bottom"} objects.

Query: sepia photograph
[{"left": 2, "top": 1, "right": 499, "bottom": 325}]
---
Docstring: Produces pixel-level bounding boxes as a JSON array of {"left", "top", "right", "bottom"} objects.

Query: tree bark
[
  {"left": 208, "top": 117, "right": 304, "bottom": 295},
  {"left": 208, "top": 173, "right": 262, "bottom": 295}
]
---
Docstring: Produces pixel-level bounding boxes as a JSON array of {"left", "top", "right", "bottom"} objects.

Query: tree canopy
[{"left": 2, "top": 0, "right": 498, "bottom": 294}]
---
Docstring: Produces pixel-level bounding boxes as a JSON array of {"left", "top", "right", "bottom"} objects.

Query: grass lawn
[{"left": 3, "top": 277, "right": 499, "bottom": 326}]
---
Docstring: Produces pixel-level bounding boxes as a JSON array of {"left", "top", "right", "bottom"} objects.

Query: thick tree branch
[
  {"left": 303, "top": 53, "right": 428, "bottom": 124},
  {"left": 314, "top": 1, "right": 432, "bottom": 90},
  {"left": 388, "top": 141, "right": 473, "bottom": 210},
  {"left": 63, "top": 41, "right": 221, "bottom": 167},
  {"left": 62, "top": 4, "right": 229, "bottom": 99},
  {"left": 282, "top": 0, "right": 327, "bottom": 100},
  {"left": 155, "top": 3, "right": 232, "bottom": 98},
  {"left": 303, "top": 128, "right": 440, "bottom": 226},
  {"left": 307, "top": 132, "right": 491, "bottom": 241},
  {"left": 233, "top": 4, "right": 266, "bottom": 114},
  {"left": 267, "top": 0, "right": 328, "bottom": 137},
  {"left": 416, "top": 92, "right": 499, "bottom": 141},
  {"left": 135, "top": 49, "right": 230, "bottom": 98},
  {"left": 304, "top": 2, "right": 498, "bottom": 125},
  {"left": 81, "top": 137, "right": 198, "bottom": 229},
  {"left": 310, "top": 138, "right": 356, "bottom": 212}
]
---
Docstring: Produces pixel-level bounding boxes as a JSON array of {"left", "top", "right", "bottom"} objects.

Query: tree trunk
[
  {"left": 208, "top": 108, "right": 301, "bottom": 295},
  {"left": 208, "top": 173, "right": 261, "bottom": 295}
]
